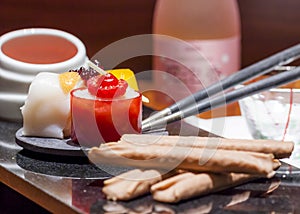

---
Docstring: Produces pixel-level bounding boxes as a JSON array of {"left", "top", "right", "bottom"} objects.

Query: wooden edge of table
[{"left": 0, "top": 167, "right": 80, "bottom": 214}]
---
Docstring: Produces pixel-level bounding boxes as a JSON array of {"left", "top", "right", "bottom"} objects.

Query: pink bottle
[{"left": 152, "top": 0, "right": 241, "bottom": 116}]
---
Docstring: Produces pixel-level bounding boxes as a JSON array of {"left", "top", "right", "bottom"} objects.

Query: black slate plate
[
  {"left": 15, "top": 127, "right": 168, "bottom": 157},
  {"left": 15, "top": 128, "right": 88, "bottom": 157},
  {"left": 14, "top": 106, "right": 169, "bottom": 157},
  {"left": 16, "top": 149, "right": 134, "bottom": 178}
]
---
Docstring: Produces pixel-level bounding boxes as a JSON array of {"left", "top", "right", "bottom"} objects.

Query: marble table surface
[{"left": 1, "top": 108, "right": 300, "bottom": 213}]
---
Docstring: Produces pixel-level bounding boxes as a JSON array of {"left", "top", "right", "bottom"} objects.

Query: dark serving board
[{"left": 15, "top": 128, "right": 88, "bottom": 157}]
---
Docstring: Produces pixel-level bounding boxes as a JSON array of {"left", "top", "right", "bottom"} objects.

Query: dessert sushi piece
[{"left": 21, "top": 71, "right": 81, "bottom": 139}]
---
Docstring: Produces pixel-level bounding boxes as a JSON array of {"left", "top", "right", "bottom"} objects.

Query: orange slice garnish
[
  {"left": 59, "top": 72, "right": 81, "bottom": 94},
  {"left": 108, "top": 69, "right": 139, "bottom": 91}
]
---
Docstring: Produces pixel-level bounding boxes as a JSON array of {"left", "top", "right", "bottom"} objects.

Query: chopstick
[
  {"left": 142, "top": 43, "right": 300, "bottom": 128},
  {"left": 142, "top": 66, "right": 300, "bottom": 132}
]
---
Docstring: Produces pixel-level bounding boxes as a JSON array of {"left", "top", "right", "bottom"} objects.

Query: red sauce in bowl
[{"left": 1, "top": 35, "right": 78, "bottom": 64}]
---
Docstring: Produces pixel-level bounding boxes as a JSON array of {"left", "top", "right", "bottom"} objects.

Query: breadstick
[
  {"left": 151, "top": 172, "right": 254, "bottom": 203},
  {"left": 121, "top": 134, "right": 294, "bottom": 159},
  {"left": 88, "top": 143, "right": 279, "bottom": 178},
  {"left": 102, "top": 169, "right": 163, "bottom": 201}
]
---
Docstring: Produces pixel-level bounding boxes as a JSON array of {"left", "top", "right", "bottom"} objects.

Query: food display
[
  {"left": 17, "top": 60, "right": 296, "bottom": 206},
  {"left": 21, "top": 65, "right": 142, "bottom": 147},
  {"left": 88, "top": 134, "right": 294, "bottom": 203}
]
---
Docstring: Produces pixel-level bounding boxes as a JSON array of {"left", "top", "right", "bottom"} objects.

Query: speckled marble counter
[{"left": 1, "top": 116, "right": 300, "bottom": 213}]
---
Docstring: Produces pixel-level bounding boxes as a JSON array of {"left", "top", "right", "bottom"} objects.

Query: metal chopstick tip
[{"left": 142, "top": 108, "right": 172, "bottom": 125}]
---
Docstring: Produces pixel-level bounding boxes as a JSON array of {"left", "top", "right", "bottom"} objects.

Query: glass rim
[{"left": 70, "top": 87, "right": 142, "bottom": 101}]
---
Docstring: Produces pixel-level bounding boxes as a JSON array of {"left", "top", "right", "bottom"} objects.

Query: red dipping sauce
[{"left": 1, "top": 35, "right": 78, "bottom": 64}]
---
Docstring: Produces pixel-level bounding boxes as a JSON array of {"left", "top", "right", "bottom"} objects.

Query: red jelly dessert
[{"left": 71, "top": 73, "right": 142, "bottom": 147}]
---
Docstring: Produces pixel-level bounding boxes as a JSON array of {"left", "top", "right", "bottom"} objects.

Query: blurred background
[
  {"left": 1, "top": 0, "right": 300, "bottom": 73},
  {"left": 1, "top": 1, "right": 300, "bottom": 212}
]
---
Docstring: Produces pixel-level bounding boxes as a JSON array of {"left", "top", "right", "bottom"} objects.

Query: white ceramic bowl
[{"left": 0, "top": 28, "right": 87, "bottom": 121}]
